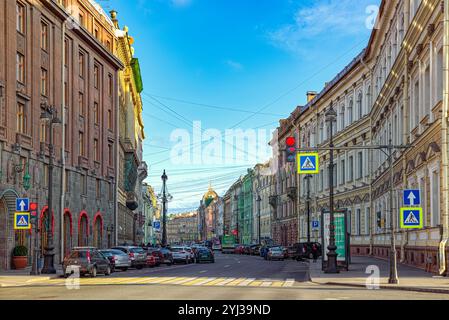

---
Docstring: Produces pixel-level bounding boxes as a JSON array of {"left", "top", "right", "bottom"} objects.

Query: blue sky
[{"left": 103, "top": 0, "right": 380, "bottom": 213}]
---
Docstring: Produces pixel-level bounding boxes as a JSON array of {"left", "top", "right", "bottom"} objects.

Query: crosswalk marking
[
  {"left": 238, "top": 278, "right": 256, "bottom": 286},
  {"left": 225, "top": 278, "right": 246, "bottom": 286},
  {"left": 0, "top": 276, "right": 301, "bottom": 288},
  {"left": 283, "top": 279, "right": 295, "bottom": 287},
  {"left": 192, "top": 278, "right": 217, "bottom": 286}
]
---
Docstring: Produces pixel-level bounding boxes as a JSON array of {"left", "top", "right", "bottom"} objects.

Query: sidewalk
[
  {"left": 308, "top": 256, "right": 449, "bottom": 294},
  {"left": 0, "top": 266, "right": 62, "bottom": 287}
]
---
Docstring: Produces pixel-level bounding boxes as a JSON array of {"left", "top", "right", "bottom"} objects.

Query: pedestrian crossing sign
[
  {"left": 14, "top": 212, "right": 31, "bottom": 230},
  {"left": 298, "top": 153, "right": 319, "bottom": 174},
  {"left": 400, "top": 207, "right": 423, "bottom": 229}
]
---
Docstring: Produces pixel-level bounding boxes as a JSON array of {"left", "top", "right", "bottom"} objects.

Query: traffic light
[
  {"left": 285, "top": 136, "right": 296, "bottom": 163},
  {"left": 30, "top": 202, "right": 38, "bottom": 222}
]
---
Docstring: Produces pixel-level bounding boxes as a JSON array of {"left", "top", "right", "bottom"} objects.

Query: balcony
[
  {"left": 287, "top": 187, "right": 297, "bottom": 200},
  {"left": 269, "top": 195, "right": 278, "bottom": 208}
]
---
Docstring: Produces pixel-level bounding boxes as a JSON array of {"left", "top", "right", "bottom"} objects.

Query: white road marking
[
  {"left": 171, "top": 277, "right": 199, "bottom": 285},
  {"left": 224, "top": 265, "right": 230, "bottom": 268},
  {"left": 238, "top": 278, "right": 256, "bottom": 286},
  {"left": 192, "top": 278, "right": 217, "bottom": 286},
  {"left": 215, "top": 278, "right": 236, "bottom": 286},
  {"left": 261, "top": 281, "right": 273, "bottom": 287},
  {"left": 283, "top": 279, "right": 295, "bottom": 287},
  {"left": 199, "top": 270, "right": 207, "bottom": 273}
]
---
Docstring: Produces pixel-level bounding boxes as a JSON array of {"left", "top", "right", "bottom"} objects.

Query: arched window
[
  {"left": 348, "top": 99, "right": 353, "bottom": 124},
  {"left": 78, "top": 212, "right": 89, "bottom": 247},
  {"left": 357, "top": 91, "right": 363, "bottom": 119},
  {"left": 63, "top": 210, "right": 72, "bottom": 257}
]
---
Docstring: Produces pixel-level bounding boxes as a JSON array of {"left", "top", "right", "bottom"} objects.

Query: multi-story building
[
  {"left": 110, "top": 11, "right": 146, "bottom": 246},
  {"left": 297, "top": 52, "right": 372, "bottom": 245},
  {"left": 0, "top": 0, "right": 123, "bottom": 270},
  {"left": 253, "top": 162, "right": 274, "bottom": 242},
  {"left": 271, "top": 109, "right": 300, "bottom": 247},
  {"left": 238, "top": 170, "right": 254, "bottom": 245},
  {"left": 197, "top": 185, "right": 219, "bottom": 241},
  {"left": 142, "top": 183, "right": 159, "bottom": 246},
  {"left": 167, "top": 211, "right": 198, "bottom": 244},
  {"left": 222, "top": 192, "right": 232, "bottom": 236}
]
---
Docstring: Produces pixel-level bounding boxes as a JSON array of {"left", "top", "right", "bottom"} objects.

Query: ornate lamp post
[
  {"left": 324, "top": 103, "right": 339, "bottom": 274},
  {"left": 40, "top": 103, "right": 61, "bottom": 274}
]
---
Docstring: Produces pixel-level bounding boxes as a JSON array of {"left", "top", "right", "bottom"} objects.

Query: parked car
[
  {"left": 171, "top": 246, "right": 192, "bottom": 264},
  {"left": 290, "top": 242, "right": 322, "bottom": 260},
  {"left": 234, "top": 245, "right": 245, "bottom": 255},
  {"left": 267, "top": 247, "right": 285, "bottom": 261},
  {"left": 146, "top": 254, "right": 157, "bottom": 268},
  {"left": 63, "top": 247, "right": 112, "bottom": 278},
  {"left": 249, "top": 245, "right": 261, "bottom": 256},
  {"left": 260, "top": 245, "right": 272, "bottom": 259},
  {"left": 111, "top": 246, "right": 147, "bottom": 269},
  {"left": 145, "top": 248, "right": 162, "bottom": 266},
  {"left": 243, "top": 245, "right": 252, "bottom": 255},
  {"left": 195, "top": 248, "right": 215, "bottom": 263},
  {"left": 185, "top": 247, "right": 195, "bottom": 263},
  {"left": 159, "top": 247, "right": 174, "bottom": 266},
  {"left": 99, "top": 249, "right": 131, "bottom": 272}
]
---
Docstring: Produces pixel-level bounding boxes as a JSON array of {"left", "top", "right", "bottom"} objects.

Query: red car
[
  {"left": 146, "top": 254, "right": 156, "bottom": 268},
  {"left": 234, "top": 245, "right": 245, "bottom": 255}
]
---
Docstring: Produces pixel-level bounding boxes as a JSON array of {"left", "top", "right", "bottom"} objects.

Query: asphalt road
[{"left": 0, "top": 253, "right": 448, "bottom": 300}]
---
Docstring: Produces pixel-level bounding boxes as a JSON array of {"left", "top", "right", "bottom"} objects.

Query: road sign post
[{"left": 403, "top": 190, "right": 420, "bottom": 206}]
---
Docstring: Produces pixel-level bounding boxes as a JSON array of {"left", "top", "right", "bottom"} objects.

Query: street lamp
[
  {"left": 40, "top": 103, "right": 61, "bottom": 275},
  {"left": 324, "top": 103, "right": 339, "bottom": 274},
  {"left": 304, "top": 174, "right": 313, "bottom": 243}
]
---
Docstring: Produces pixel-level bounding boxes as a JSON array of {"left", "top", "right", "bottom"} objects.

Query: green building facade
[{"left": 239, "top": 170, "right": 254, "bottom": 245}]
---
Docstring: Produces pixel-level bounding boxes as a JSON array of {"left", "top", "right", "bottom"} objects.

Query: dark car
[
  {"left": 195, "top": 248, "right": 215, "bottom": 263},
  {"left": 63, "top": 247, "right": 112, "bottom": 278},
  {"left": 159, "top": 248, "right": 174, "bottom": 266},
  {"left": 111, "top": 246, "right": 147, "bottom": 269},
  {"left": 243, "top": 245, "right": 252, "bottom": 255},
  {"left": 291, "top": 242, "right": 322, "bottom": 260},
  {"left": 99, "top": 249, "right": 131, "bottom": 272},
  {"left": 234, "top": 245, "right": 245, "bottom": 255},
  {"left": 260, "top": 245, "right": 273, "bottom": 259},
  {"left": 145, "top": 248, "right": 162, "bottom": 266},
  {"left": 249, "top": 245, "right": 261, "bottom": 256}
]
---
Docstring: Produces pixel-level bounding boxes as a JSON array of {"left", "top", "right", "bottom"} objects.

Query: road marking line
[
  {"left": 271, "top": 281, "right": 284, "bottom": 287},
  {"left": 199, "top": 270, "right": 207, "bottom": 273},
  {"left": 160, "top": 277, "right": 188, "bottom": 284},
  {"left": 130, "top": 277, "right": 159, "bottom": 284},
  {"left": 261, "top": 281, "right": 273, "bottom": 287},
  {"left": 249, "top": 281, "right": 263, "bottom": 287},
  {"left": 192, "top": 277, "right": 217, "bottom": 286},
  {"left": 203, "top": 278, "right": 227, "bottom": 286},
  {"left": 283, "top": 279, "right": 295, "bottom": 287},
  {"left": 238, "top": 278, "right": 256, "bottom": 286},
  {"left": 224, "top": 265, "right": 230, "bottom": 268},
  {"left": 225, "top": 278, "right": 247, "bottom": 286},
  {"left": 171, "top": 277, "right": 199, "bottom": 285},
  {"left": 214, "top": 278, "right": 236, "bottom": 286}
]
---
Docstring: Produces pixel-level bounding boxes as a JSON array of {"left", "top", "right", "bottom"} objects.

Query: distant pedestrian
[
  {"left": 311, "top": 244, "right": 318, "bottom": 263},
  {"left": 425, "top": 255, "right": 433, "bottom": 273}
]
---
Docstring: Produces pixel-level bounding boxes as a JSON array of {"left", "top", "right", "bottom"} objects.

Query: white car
[
  {"left": 185, "top": 247, "right": 195, "bottom": 262},
  {"left": 171, "top": 246, "right": 192, "bottom": 264}
]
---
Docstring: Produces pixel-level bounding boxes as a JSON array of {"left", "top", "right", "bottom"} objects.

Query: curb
[{"left": 318, "top": 281, "right": 449, "bottom": 295}]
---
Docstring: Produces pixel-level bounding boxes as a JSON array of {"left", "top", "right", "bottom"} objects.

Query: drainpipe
[
  {"left": 60, "top": 21, "right": 66, "bottom": 263},
  {"left": 439, "top": 0, "right": 449, "bottom": 276}
]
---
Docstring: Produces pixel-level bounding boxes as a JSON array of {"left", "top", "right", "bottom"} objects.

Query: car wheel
[
  {"left": 105, "top": 266, "right": 111, "bottom": 276},
  {"left": 90, "top": 266, "right": 97, "bottom": 278},
  {"left": 137, "top": 265, "right": 143, "bottom": 270},
  {"left": 185, "top": 258, "right": 189, "bottom": 264},
  {"left": 121, "top": 267, "right": 128, "bottom": 272}
]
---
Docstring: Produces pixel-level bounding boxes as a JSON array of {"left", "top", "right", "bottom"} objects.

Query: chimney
[{"left": 306, "top": 91, "right": 317, "bottom": 103}]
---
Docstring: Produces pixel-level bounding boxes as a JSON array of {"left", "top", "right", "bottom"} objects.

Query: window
[
  {"left": 78, "top": 92, "right": 84, "bottom": 116},
  {"left": 356, "top": 209, "right": 361, "bottom": 235},
  {"left": 16, "top": 53, "right": 25, "bottom": 83},
  {"left": 80, "top": 173, "right": 87, "bottom": 195},
  {"left": 357, "top": 152, "right": 363, "bottom": 179},
  {"left": 17, "top": 2, "right": 25, "bottom": 33},
  {"left": 94, "top": 25, "right": 100, "bottom": 40},
  {"left": 436, "top": 49, "right": 443, "bottom": 102},
  {"left": 79, "top": 131, "right": 85, "bottom": 156},
  {"left": 94, "top": 65, "right": 99, "bottom": 88},
  {"left": 94, "top": 102, "right": 99, "bottom": 124},
  {"left": 108, "top": 74, "right": 113, "bottom": 96},
  {"left": 431, "top": 170, "right": 440, "bottom": 227},
  {"left": 64, "top": 170, "right": 69, "bottom": 193},
  {"left": 413, "top": 80, "right": 419, "bottom": 128},
  {"left": 348, "top": 99, "right": 353, "bottom": 124},
  {"left": 39, "top": 122, "right": 47, "bottom": 143},
  {"left": 108, "top": 182, "right": 113, "bottom": 201},
  {"left": 357, "top": 92, "right": 363, "bottom": 119},
  {"left": 108, "top": 143, "right": 113, "bottom": 166},
  {"left": 340, "top": 159, "right": 345, "bottom": 185},
  {"left": 41, "top": 68, "right": 48, "bottom": 96},
  {"left": 365, "top": 207, "right": 370, "bottom": 235},
  {"left": 79, "top": 52, "right": 85, "bottom": 78},
  {"left": 107, "top": 109, "right": 112, "bottom": 129},
  {"left": 78, "top": 12, "right": 85, "bottom": 28},
  {"left": 348, "top": 156, "right": 354, "bottom": 181},
  {"left": 96, "top": 179, "right": 101, "bottom": 199},
  {"left": 94, "top": 139, "right": 99, "bottom": 162},
  {"left": 17, "top": 102, "right": 26, "bottom": 134},
  {"left": 43, "top": 164, "right": 49, "bottom": 188},
  {"left": 41, "top": 22, "right": 48, "bottom": 50},
  {"left": 424, "top": 66, "right": 430, "bottom": 118}
]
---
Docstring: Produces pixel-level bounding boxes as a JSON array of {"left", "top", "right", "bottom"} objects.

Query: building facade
[
  {"left": 167, "top": 211, "right": 198, "bottom": 244},
  {"left": 0, "top": 0, "right": 123, "bottom": 270},
  {"left": 111, "top": 11, "right": 146, "bottom": 246},
  {"left": 253, "top": 162, "right": 274, "bottom": 242}
]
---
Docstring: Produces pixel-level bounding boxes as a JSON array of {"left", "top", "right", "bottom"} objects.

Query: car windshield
[
  {"left": 70, "top": 251, "right": 88, "bottom": 258},
  {"left": 100, "top": 251, "right": 113, "bottom": 257},
  {"left": 171, "top": 247, "right": 184, "bottom": 252},
  {"left": 130, "top": 248, "right": 144, "bottom": 253}
]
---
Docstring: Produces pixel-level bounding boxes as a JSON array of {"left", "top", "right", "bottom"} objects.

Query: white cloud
[{"left": 268, "top": 0, "right": 376, "bottom": 53}]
